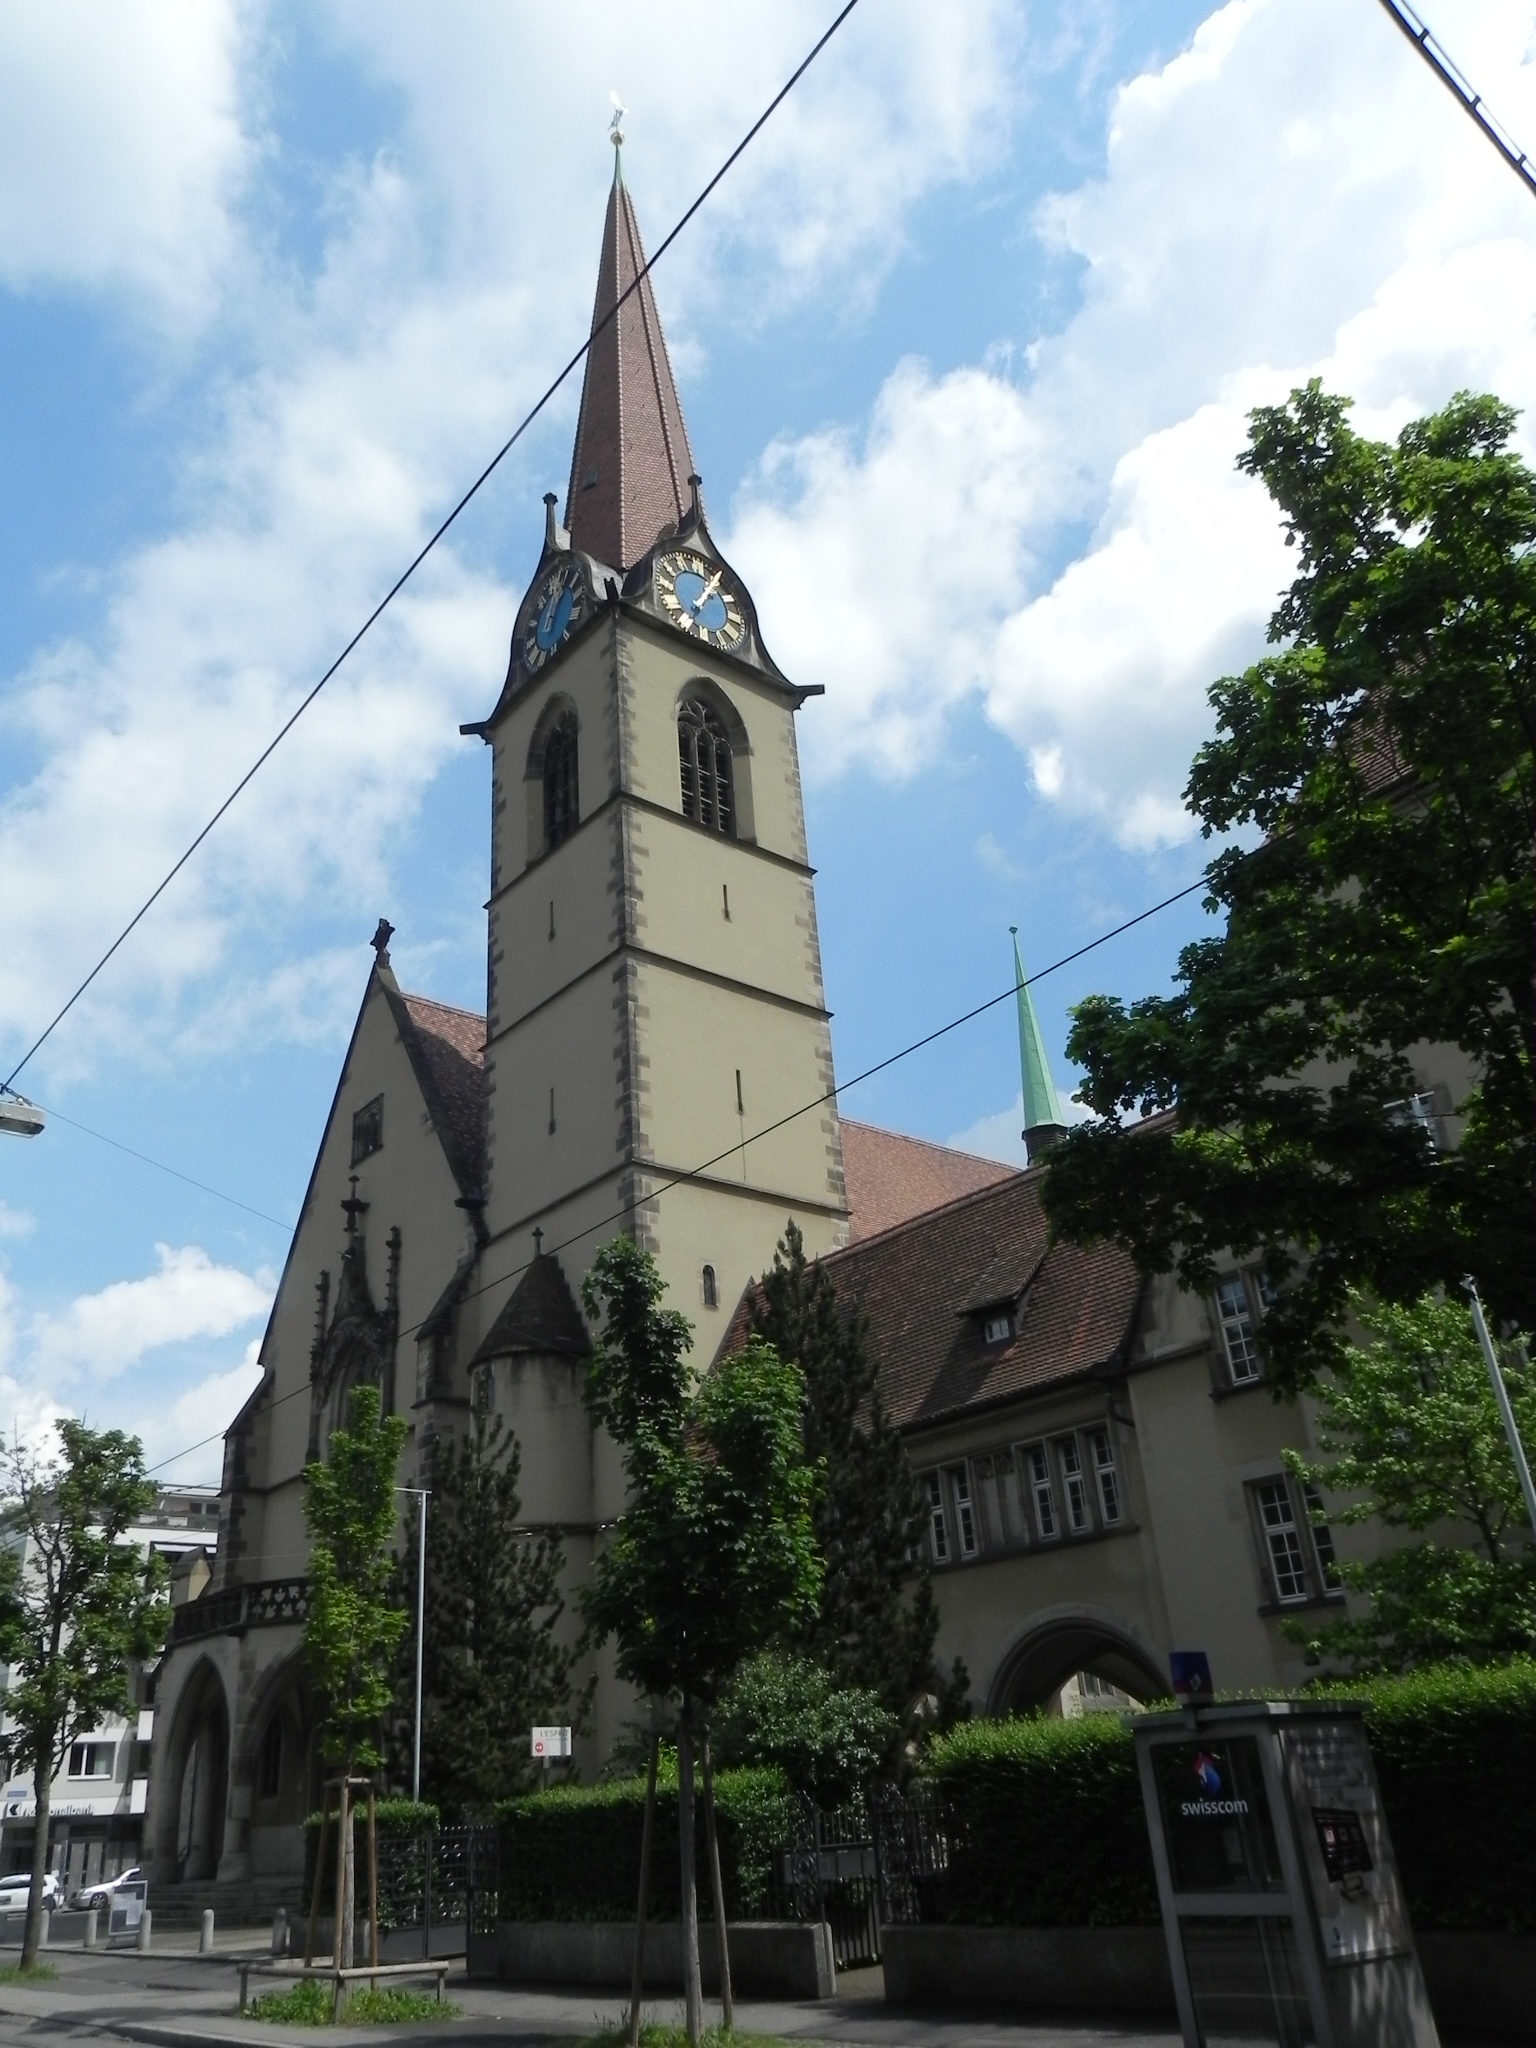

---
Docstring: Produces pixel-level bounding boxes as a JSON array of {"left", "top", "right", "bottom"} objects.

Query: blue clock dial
[
  {"left": 519, "top": 558, "right": 588, "bottom": 674},
  {"left": 654, "top": 548, "right": 746, "bottom": 651}
]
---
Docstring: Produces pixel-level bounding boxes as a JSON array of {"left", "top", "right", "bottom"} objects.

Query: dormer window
[{"left": 982, "top": 1310, "right": 1013, "bottom": 1345}]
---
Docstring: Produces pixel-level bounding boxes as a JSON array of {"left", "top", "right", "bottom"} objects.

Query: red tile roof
[
  {"left": 385, "top": 988, "right": 487, "bottom": 1200},
  {"left": 841, "top": 1119, "right": 1017, "bottom": 1241}
]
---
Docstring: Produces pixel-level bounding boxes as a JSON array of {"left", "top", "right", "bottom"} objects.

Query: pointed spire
[
  {"left": 1012, "top": 928, "right": 1068, "bottom": 1163},
  {"left": 564, "top": 141, "right": 697, "bottom": 572}
]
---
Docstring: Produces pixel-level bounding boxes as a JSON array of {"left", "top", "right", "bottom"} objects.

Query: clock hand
[{"left": 689, "top": 569, "right": 723, "bottom": 614}]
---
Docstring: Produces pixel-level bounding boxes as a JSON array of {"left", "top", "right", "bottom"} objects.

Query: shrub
[
  {"left": 712, "top": 1652, "right": 895, "bottom": 1803},
  {"left": 924, "top": 1659, "right": 1536, "bottom": 1933},
  {"left": 496, "top": 1766, "right": 792, "bottom": 1922}
]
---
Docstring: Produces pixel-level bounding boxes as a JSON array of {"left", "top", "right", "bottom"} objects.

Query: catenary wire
[
  {"left": 1374, "top": 0, "right": 1536, "bottom": 200},
  {"left": 140, "top": 872, "right": 1208, "bottom": 1476},
  {"left": 0, "top": 0, "right": 864, "bottom": 1099}
]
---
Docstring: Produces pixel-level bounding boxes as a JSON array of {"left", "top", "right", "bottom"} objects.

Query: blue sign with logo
[{"left": 1170, "top": 1649, "right": 1213, "bottom": 1700}]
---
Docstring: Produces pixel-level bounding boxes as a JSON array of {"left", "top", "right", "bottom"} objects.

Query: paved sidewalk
[{"left": 0, "top": 1946, "right": 1183, "bottom": 2048}]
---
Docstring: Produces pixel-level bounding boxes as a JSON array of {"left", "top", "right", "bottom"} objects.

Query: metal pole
[
  {"left": 412, "top": 1491, "right": 428, "bottom": 1805},
  {"left": 1465, "top": 1279, "right": 1536, "bottom": 1536}
]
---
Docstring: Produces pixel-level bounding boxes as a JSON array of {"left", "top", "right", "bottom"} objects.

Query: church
[{"left": 143, "top": 145, "right": 1407, "bottom": 1906}]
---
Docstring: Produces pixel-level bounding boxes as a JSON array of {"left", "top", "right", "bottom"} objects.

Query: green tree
[
  {"left": 1043, "top": 385, "right": 1535, "bottom": 1390},
  {"left": 1282, "top": 1292, "right": 1536, "bottom": 1671},
  {"left": 713, "top": 1651, "right": 894, "bottom": 1805},
  {"left": 386, "top": 1414, "right": 588, "bottom": 1810},
  {"left": 302, "top": 1382, "right": 408, "bottom": 1964},
  {"left": 0, "top": 1424, "right": 166, "bottom": 1971},
  {"left": 750, "top": 1221, "right": 962, "bottom": 1715},
  {"left": 580, "top": 1238, "right": 822, "bottom": 2046}
]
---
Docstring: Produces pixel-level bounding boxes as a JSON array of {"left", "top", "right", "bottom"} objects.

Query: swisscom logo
[{"left": 1180, "top": 1751, "right": 1250, "bottom": 1818}]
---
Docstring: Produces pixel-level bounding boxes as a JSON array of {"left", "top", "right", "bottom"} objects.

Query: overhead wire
[
  {"left": 23, "top": 1102, "right": 295, "bottom": 1233},
  {"left": 140, "top": 871, "right": 1209, "bottom": 1475},
  {"left": 1374, "top": 0, "right": 1536, "bottom": 200},
  {"left": 0, "top": 0, "right": 865, "bottom": 1099}
]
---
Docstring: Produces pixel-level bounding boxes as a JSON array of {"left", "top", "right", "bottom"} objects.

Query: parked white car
[
  {"left": 0, "top": 1871, "right": 62, "bottom": 1910},
  {"left": 72, "top": 1866, "right": 143, "bottom": 1911}
]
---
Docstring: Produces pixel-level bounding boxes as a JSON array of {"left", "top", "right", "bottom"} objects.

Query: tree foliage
[
  {"left": 303, "top": 1382, "right": 408, "bottom": 1774},
  {"left": 749, "top": 1221, "right": 958, "bottom": 1714},
  {"left": 712, "top": 1650, "right": 894, "bottom": 1805},
  {"left": 385, "top": 1414, "right": 588, "bottom": 1809},
  {"left": 0, "top": 1423, "right": 166, "bottom": 1967},
  {"left": 579, "top": 1240, "right": 822, "bottom": 1712},
  {"left": 1282, "top": 1291, "right": 1536, "bottom": 1670},
  {"left": 1043, "top": 385, "right": 1536, "bottom": 1388}
]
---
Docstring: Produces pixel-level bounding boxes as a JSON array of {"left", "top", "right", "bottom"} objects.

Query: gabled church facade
[{"left": 143, "top": 144, "right": 852, "bottom": 1895}]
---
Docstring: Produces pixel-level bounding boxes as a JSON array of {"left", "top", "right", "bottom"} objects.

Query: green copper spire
[{"left": 1011, "top": 927, "right": 1067, "bottom": 1159}]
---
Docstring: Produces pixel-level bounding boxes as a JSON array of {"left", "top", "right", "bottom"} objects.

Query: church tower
[{"left": 466, "top": 138, "right": 848, "bottom": 1516}]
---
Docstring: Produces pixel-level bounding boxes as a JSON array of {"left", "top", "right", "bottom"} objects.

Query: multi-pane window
[
  {"left": 543, "top": 711, "right": 579, "bottom": 851},
  {"left": 1057, "top": 1438, "right": 1091, "bottom": 1533},
  {"left": 1088, "top": 1427, "right": 1122, "bottom": 1525},
  {"left": 923, "top": 1471, "right": 949, "bottom": 1563},
  {"left": 1215, "top": 1273, "right": 1263, "bottom": 1384},
  {"left": 1254, "top": 1480, "right": 1310, "bottom": 1603},
  {"left": 679, "top": 697, "right": 734, "bottom": 833},
  {"left": 982, "top": 1310, "right": 1012, "bottom": 1345},
  {"left": 948, "top": 1466, "right": 979, "bottom": 1558},
  {"left": 1303, "top": 1484, "right": 1342, "bottom": 1588},
  {"left": 351, "top": 1094, "right": 383, "bottom": 1166},
  {"left": 1025, "top": 1443, "right": 1058, "bottom": 1540},
  {"left": 68, "top": 1742, "right": 114, "bottom": 1779},
  {"left": 1387, "top": 1089, "right": 1442, "bottom": 1152}
]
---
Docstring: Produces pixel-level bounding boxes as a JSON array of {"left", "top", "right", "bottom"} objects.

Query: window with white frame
[
  {"left": 68, "top": 1741, "right": 114, "bottom": 1779},
  {"left": 982, "top": 1310, "right": 1012, "bottom": 1345},
  {"left": 1253, "top": 1479, "right": 1310, "bottom": 1603},
  {"left": 1024, "top": 1442, "right": 1058, "bottom": 1540},
  {"left": 948, "top": 1465, "right": 979, "bottom": 1557},
  {"left": 923, "top": 1470, "right": 949, "bottom": 1563},
  {"left": 1215, "top": 1273, "right": 1263, "bottom": 1384},
  {"left": 1057, "top": 1437, "right": 1091, "bottom": 1532},
  {"left": 1387, "top": 1089, "right": 1442, "bottom": 1151},
  {"left": 1088, "top": 1426, "right": 1122, "bottom": 1525},
  {"left": 1303, "top": 1483, "right": 1342, "bottom": 1588}
]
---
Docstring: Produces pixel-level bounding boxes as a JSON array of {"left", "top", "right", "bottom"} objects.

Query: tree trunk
[
  {"left": 342, "top": 1783, "right": 356, "bottom": 1974},
  {"left": 702, "top": 1728, "right": 733, "bottom": 2030},
  {"left": 678, "top": 1708, "right": 703, "bottom": 2046},
  {"left": 20, "top": 1743, "right": 52, "bottom": 1972},
  {"left": 627, "top": 1733, "right": 660, "bottom": 2048}
]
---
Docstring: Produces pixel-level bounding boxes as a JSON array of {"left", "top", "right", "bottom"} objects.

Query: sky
[{"left": 2, "top": 0, "right": 1535, "bottom": 1484}]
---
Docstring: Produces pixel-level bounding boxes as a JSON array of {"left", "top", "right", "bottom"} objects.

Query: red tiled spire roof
[{"left": 564, "top": 150, "right": 696, "bottom": 573}]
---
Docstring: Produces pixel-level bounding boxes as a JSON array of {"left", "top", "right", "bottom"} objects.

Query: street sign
[
  {"left": 531, "top": 1726, "right": 572, "bottom": 1758},
  {"left": 1169, "top": 1650, "right": 1213, "bottom": 1702}
]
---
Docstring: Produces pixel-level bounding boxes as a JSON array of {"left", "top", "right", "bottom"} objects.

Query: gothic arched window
[
  {"left": 543, "top": 711, "right": 579, "bottom": 851},
  {"left": 678, "top": 697, "right": 734, "bottom": 834}
]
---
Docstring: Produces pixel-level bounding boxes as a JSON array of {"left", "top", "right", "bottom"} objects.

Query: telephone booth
[{"left": 1133, "top": 1701, "right": 1439, "bottom": 2048}]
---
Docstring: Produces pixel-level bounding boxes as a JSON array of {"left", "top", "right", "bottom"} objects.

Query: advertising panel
[{"left": 1278, "top": 1720, "right": 1413, "bottom": 1966}]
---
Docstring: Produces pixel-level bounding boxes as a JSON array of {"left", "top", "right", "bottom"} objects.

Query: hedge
[
  {"left": 925, "top": 1658, "right": 1536, "bottom": 1934},
  {"left": 495, "top": 1767, "right": 792, "bottom": 1923}
]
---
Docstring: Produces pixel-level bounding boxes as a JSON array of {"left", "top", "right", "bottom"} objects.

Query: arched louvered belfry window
[
  {"left": 543, "top": 711, "right": 579, "bottom": 851},
  {"left": 678, "top": 697, "right": 734, "bottom": 834}
]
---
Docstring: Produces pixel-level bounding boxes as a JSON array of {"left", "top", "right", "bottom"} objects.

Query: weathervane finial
[{"left": 609, "top": 91, "right": 626, "bottom": 152}]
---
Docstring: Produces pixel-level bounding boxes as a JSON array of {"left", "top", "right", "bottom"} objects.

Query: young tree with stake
[
  {"left": 302, "top": 1383, "right": 407, "bottom": 1972},
  {"left": 580, "top": 1239, "right": 822, "bottom": 2048},
  {"left": 0, "top": 1424, "right": 166, "bottom": 1972}
]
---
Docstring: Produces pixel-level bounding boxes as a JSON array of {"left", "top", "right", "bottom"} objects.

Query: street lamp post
[{"left": 1465, "top": 1278, "right": 1536, "bottom": 1537}]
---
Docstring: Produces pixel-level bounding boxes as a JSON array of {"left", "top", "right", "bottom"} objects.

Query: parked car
[
  {"left": 0, "top": 1870, "right": 62, "bottom": 1910},
  {"left": 72, "top": 1866, "right": 143, "bottom": 1911}
]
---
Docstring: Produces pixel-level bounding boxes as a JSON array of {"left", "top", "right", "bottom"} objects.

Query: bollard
[
  {"left": 137, "top": 1907, "right": 152, "bottom": 1953},
  {"left": 199, "top": 1908, "right": 215, "bottom": 1955},
  {"left": 39, "top": 1908, "right": 50, "bottom": 1950},
  {"left": 270, "top": 1906, "right": 288, "bottom": 1959},
  {"left": 83, "top": 1907, "right": 99, "bottom": 1950}
]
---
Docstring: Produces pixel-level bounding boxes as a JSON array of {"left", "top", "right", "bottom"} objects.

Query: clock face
[
  {"left": 520, "top": 558, "right": 588, "bottom": 674},
  {"left": 654, "top": 549, "right": 746, "bottom": 652}
]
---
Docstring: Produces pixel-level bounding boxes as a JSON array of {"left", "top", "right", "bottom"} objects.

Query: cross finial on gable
[
  {"left": 371, "top": 918, "right": 395, "bottom": 966},
  {"left": 533, "top": 1226, "right": 544, "bottom": 1258}
]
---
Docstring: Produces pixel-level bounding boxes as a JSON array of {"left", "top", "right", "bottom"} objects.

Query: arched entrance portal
[
  {"left": 987, "top": 1615, "right": 1166, "bottom": 1718},
  {"left": 159, "top": 1662, "right": 230, "bottom": 1882}
]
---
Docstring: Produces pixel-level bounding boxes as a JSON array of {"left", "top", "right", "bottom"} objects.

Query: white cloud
[
  {"left": 25, "top": 1244, "right": 272, "bottom": 1386},
  {"left": 948, "top": 1085, "right": 1092, "bottom": 1166},
  {"left": 0, "top": 1203, "right": 34, "bottom": 1243},
  {"left": 735, "top": 0, "right": 1536, "bottom": 841},
  {"left": 974, "top": 832, "right": 1024, "bottom": 883},
  {"left": 0, "top": 0, "right": 1025, "bottom": 1082},
  {"left": 0, "top": 1, "right": 250, "bottom": 325},
  {"left": 136, "top": 1344, "right": 264, "bottom": 1487}
]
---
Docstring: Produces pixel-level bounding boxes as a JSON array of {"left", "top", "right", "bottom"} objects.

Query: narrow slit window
[
  {"left": 1088, "top": 1426, "right": 1122, "bottom": 1525},
  {"left": 1058, "top": 1437, "right": 1090, "bottom": 1533},
  {"left": 701, "top": 1264, "right": 718, "bottom": 1309},
  {"left": 543, "top": 711, "right": 579, "bottom": 851},
  {"left": 1216, "top": 1274, "right": 1262, "bottom": 1384},
  {"left": 258, "top": 1719, "right": 282, "bottom": 1800},
  {"left": 949, "top": 1465, "right": 978, "bottom": 1558},
  {"left": 923, "top": 1470, "right": 949, "bottom": 1563},
  {"left": 678, "top": 697, "right": 734, "bottom": 834}
]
